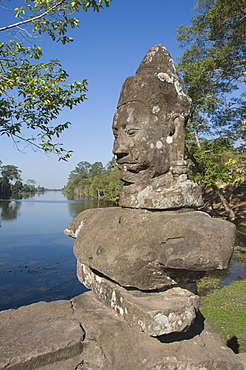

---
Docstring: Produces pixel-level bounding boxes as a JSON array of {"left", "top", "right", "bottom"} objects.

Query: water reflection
[
  {"left": 220, "top": 259, "right": 246, "bottom": 287},
  {"left": 0, "top": 191, "right": 116, "bottom": 311},
  {"left": 0, "top": 200, "right": 21, "bottom": 221},
  {"left": 67, "top": 199, "right": 116, "bottom": 218}
]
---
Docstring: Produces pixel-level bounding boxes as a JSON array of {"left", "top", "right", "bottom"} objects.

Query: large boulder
[{"left": 65, "top": 207, "right": 235, "bottom": 290}]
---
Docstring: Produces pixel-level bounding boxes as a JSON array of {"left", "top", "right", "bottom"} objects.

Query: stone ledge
[
  {"left": 0, "top": 300, "right": 84, "bottom": 370},
  {"left": 0, "top": 293, "right": 244, "bottom": 370},
  {"left": 77, "top": 262, "right": 200, "bottom": 336}
]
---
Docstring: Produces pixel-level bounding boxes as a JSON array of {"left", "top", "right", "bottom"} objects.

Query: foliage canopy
[
  {"left": 0, "top": 0, "right": 111, "bottom": 160},
  {"left": 177, "top": 0, "right": 246, "bottom": 140},
  {"left": 176, "top": 0, "right": 246, "bottom": 220},
  {"left": 64, "top": 158, "right": 122, "bottom": 201}
]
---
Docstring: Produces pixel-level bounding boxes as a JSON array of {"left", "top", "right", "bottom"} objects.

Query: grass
[
  {"left": 197, "top": 233, "right": 246, "bottom": 354},
  {"left": 233, "top": 250, "right": 246, "bottom": 264},
  {"left": 197, "top": 270, "right": 227, "bottom": 296},
  {"left": 199, "top": 279, "right": 246, "bottom": 353},
  {"left": 195, "top": 198, "right": 246, "bottom": 353}
]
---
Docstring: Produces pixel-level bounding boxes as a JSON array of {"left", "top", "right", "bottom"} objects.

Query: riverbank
[{"left": 197, "top": 215, "right": 246, "bottom": 354}]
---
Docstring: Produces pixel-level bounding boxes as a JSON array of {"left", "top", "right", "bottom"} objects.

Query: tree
[
  {"left": 64, "top": 160, "right": 91, "bottom": 195},
  {"left": 1, "top": 165, "right": 22, "bottom": 183},
  {"left": 0, "top": 0, "right": 111, "bottom": 160},
  {"left": 11, "top": 180, "right": 23, "bottom": 194},
  {"left": 106, "top": 157, "right": 117, "bottom": 170},
  {"left": 22, "top": 179, "right": 37, "bottom": 193},
  {"left": 83, "top": 167, "right": 122, "bottom": 200},
  {"left": 68, "top": 161, "right": 92, "bottom": 180},
  {"left": 176, "top": 0, "right": 245, "bottom": 141},
  {"left": 64, "top": 160, "right": 122, "bottom": 200},
  {"left": 89, "top": 161, "right": 104, "bottom": 177},
  {"left": 0, "top": 163, "right": 42, "bottom": 197},
  {"left": 177, "top": 0, "right": 246, "bottom": 84},
  {"left": 27, "top": 179, "right": 37, "bottom": 186},
  {"left": 0, "top": 164, "right": 22, "bottom": 198},
  {"left": 0, "top": 176, "right": 12, "bottom": 198},
  {"left": 176, "top": 0, "right": 246, "bottom": 220}
]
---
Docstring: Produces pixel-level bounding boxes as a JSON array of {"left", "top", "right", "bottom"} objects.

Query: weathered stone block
[
  {"left": 65, "top": 207, "right": 235, "bottom": 290},
  {"left": 72, "top": 292, "right": 244, "bottom": 370},
  {"left": 119, "top": 173, "right": 203, "bottom": 209},
  {"left": 1, "top": 293, "right": 243, "bottom": 370},
  {"left": 77, "top": 263, "right": 200, "bottom": 336},
  {"left": 0, "top": 300, "right": 84, "bottom": 370}
]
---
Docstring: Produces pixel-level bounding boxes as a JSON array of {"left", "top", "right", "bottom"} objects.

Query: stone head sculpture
[
  {"left": 112, "top": 44, "right": 191, "bottom": 185},
  {"left": 112, "top": 44, "right": 203, "bottom": 209}
]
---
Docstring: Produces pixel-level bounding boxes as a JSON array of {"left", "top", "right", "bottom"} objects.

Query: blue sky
[{"left": 1, "top": 0, "right": 197, "bottom": 188}]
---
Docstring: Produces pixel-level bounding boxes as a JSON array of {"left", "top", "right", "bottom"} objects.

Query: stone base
[
  {"left": 119, "top": 173, "right": 203, "bottom": 209},
  {"left": 0, "top": 292, "right": 244, "bottom": 370},
  {"left": 77, "top": 262, "right": 200, "bottom": 336},
  {"left": 72, "top": 292, "right": 243, "bottom": 370}
]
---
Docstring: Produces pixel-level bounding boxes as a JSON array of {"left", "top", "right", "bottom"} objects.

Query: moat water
[
  {"left": 0, "top": 191, "right": 245, "bottom": 311},
  {"left": 0, "top": 191, "right": 114, "bottom": 311}
]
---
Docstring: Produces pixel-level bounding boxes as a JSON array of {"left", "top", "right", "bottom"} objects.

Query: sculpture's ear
[
  {"left": 168, "top": 114, "right": 180, "bottom": 136},
  {"left": 169, "top": 118, "right": 175, "bottom": 136}
]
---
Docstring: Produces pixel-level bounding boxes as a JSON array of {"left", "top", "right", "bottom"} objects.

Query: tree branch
[
  {"left": 0, "top": 0, "right": 66, "bottom": 32},
  {"left": 185, "top": 144, "right": 205, "bottom": 175}
]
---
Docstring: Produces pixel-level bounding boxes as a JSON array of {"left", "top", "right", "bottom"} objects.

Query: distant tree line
[
  {"left": 0, "top": 161, "right": 44, "bottom": 198},
  {"left": 63, "top": 158, "right": 123, "bottom": 201}
]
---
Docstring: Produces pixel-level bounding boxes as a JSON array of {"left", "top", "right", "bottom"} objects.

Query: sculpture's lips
[
  {"left": 117, "top": 162, "right": 137, "bottom": 167},
  {"left": 117, "top": 161, "right": 137, "bottom": 165},
  {"left": 117, "top": 162, "right": 139, "bottom": 172}
]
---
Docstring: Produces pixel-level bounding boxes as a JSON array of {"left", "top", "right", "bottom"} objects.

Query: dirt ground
[
  {"left": 199, "top": 181, "right": 246, "bottom": 252},
  {"left": 199, "top": 181, "right": 246, "bottom": 222}
]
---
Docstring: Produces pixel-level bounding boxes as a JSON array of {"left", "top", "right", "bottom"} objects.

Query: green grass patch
[
  {"left": 233, "top": 251, "right": 246, "bottom": 264},
  {"left": 197, "top": 270, "right": 228, "bottom": 296},
  {"left": 199, "top": 279, "right": 246, "bottom": 353}
]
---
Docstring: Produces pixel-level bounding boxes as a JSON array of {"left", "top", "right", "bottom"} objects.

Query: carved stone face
[{"left": 112, "top": 102, "right": 171, "bottom": 184}]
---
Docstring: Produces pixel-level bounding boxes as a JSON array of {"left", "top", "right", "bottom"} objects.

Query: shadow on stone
[
  {"left": 227, "top": 335, "right": 240, "bottom": 354},
  {"left": 156, "top": 311, "right": 204, "bottom": 343}
]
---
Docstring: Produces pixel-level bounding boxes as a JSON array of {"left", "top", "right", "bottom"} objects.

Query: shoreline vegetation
[
  {"left": 199, "top": 279, "right": 246, "bottom": 354},
  {"left": 0, "top": 163, "right": 47, "bottom": 199},
  {"left": 63, "top": 159, "right": 123, "bottom": 203}
]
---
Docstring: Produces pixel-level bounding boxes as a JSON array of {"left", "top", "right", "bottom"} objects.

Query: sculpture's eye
[
  {"left": 127, "top": 128, "right": 138, "bottom": 136},
  {"left": 113, "top": 128, "right": 118, "bottom": 138}
]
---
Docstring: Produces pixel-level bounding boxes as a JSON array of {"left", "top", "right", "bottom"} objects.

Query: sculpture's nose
[{"left": 113, "top": 131, "right": 129, "bottom": 157}]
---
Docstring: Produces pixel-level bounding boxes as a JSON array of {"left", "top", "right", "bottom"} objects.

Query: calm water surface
[
  {"left": 0, "top": 192, "right": 245, "bottom": 311},
  {"left": 0, "top": 191, "right": 114, "bottom": 311}
]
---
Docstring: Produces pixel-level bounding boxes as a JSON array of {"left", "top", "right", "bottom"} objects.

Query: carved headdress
[{"left": 117, "top": 44, "right": 191, "bottom": 123}]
